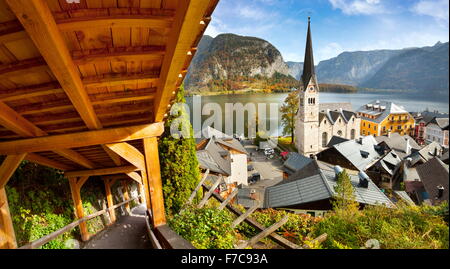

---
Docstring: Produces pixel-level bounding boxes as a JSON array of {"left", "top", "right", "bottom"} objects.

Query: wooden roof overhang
[{"left": 0, "top": 0, "right": 219, "bottom": 175}]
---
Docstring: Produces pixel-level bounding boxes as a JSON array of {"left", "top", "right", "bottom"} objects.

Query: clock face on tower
[{"left": 309, "top": 86, "right": 315, "bottom": 93}]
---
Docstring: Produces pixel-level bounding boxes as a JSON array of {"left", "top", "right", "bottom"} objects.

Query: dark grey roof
[
  {"left": 378, "top": 150, "right": 402, "bottom": 175},
  {"left": 427, "top": 117, "right": 449, "bottom": 129},
  {"left": 283, "top": 152, "right": 313, "bottom": 174},
  {"left": 265, "top": 160, "right": 394, "bottom": 208},
  {"left": 394, "top": 191, "right": 416, "bottom": 206},
  {"left": 416, "top": 157, "right": 449, "bottom": 205},
  {"left": 375, "top": 133, "right": 421, "bottom": 156},
  {"left": 414, "top": 142, "right": 443, "bottom": 163},
  {"left": 332, "top": 136, "right": 383, "bottom": 171},
  {"left": 236, "top": 187, "right": 265, "bottom": 208},
  {"left": 197, "top": 150, "right": 228, "bottom": 175},
  {"left": 326, "top": 136, "right": 349, "bottom": 148},
  {"left": 319, "top": 107, "right": 357, "bottom": 126},
  {"left": 216, "top": 138, "right": 248, "bottom": 154},
  {"left": 319, "top": 103, "right": 353, "bottom": 112}
]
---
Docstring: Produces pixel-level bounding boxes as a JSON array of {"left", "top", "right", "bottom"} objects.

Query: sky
[{"left": 204, "top": 0, "right": 450, "bottom": 63}]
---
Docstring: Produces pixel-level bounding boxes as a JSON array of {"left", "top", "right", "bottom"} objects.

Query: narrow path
[{"left": 82, "top": 205, "right": 152, "bottom": 249}]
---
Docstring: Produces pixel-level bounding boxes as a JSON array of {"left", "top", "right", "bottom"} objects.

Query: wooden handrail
[{"left": 19, "top": 195, "right": 141, "bottom": 249}]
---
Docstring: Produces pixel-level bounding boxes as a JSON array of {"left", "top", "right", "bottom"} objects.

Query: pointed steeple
[{"left": 301, "top": 16, "right": 316, "bottom": 89}]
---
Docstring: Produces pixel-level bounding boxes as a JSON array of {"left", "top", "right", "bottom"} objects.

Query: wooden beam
[
  {"left": 105, "top": 142, "right": 146, "bottom": 171},
  {"left": 141, "top": 170, "right": 152, "bottom": 212},
  {"left": 68, "top": 177, "right": 89, "bottom": 241},
  {"left": 143, "top": 137, "right": 166, "bottom": 227},
  {"left": 65, "top": 165, "right": 139, "bottom": 178},
  {"left": 72, "top": 46, "right": 165, "bottom": 65},
  {"left": 7, "top": 0, "right": 102, "bottom": 130},
  {"left": 231, "top": 201, "right": 261, "bottom": 228},
  {"left": 103, "top": 178, "right": 116, "bottom": 224},
  {"left": 218, "top": 189, "right": 238, "bottom": 210},
  {"left": 0, "top": 154, "right": 26, "bottom": 189},
  {"left": 76, "top": 176, "right": 89, "bottom": 190},
  {"left": 187, "top": 169, "right": 209, "bottom": 204},
  {"left": 0, "top": 123, "right": 164, "bottom": 155},
  {"left": 236, "top": 215, "right": 289, "bottom": 249},
  {"left": 197, "top": 177, "right": 222, "bottom": 209},
  {"left": 126, "top": 172, "right": 143, "bottom": 185},
  {"left": 83, "top": 72, "right": 159, "bottom": 88},
  {"left": 56, "top": 15, "right": 173, "bottom": 32},
  {"left": 25, "top": 153, "right": 74, "bottom": 171},
  {"left": 154, "top": 0, "right": 210, "bottom": 121},
  {"left": 90, "top": 88, "right": 156, "bottom": 105},
  {"left": 0, "top": 187, "right": 17, "bottom": 249},
  {"left": 121, "top": 180, "right": 131, "bottom": 215},
  {"left": 0, "top": 57, "right": 48, "bottom": 78},
  {"left": 101, "top": 145, "right": 123, "bottom": 166},
  {"left": 0, "top": 101, "right": 95, "bottom": 169}
]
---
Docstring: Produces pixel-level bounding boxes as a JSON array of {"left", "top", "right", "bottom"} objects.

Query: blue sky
[{"left": 205, "top": 0, "right": 449, "bottom": 63}]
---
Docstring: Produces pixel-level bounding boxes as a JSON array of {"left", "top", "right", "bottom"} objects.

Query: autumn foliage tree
[
  {"left": 280, "top": 89, "right": 299, "bottom": 143},
  {"left": 332, "top": 169, "right": 359, "bottom": 213}
]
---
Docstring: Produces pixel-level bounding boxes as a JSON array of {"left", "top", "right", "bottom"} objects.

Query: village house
[
  {"left": 357, "top": 101, "right": 415, "bottom": 137},
  {"left": 264, "top": 160, "right": 395, "bottom": 211},
  {"left": 196, "top": 127, "right": 248, "bottom": 190},
  {"left": 294, "top": 18, "right": 360, "bottom": 157},
  {"left": 366, "top": 149, "right": 402, "bottom": 189},
  {"left": 281, "top": 152, "right": 313, "bottom": 179},
  {"left": 415, "top": 157, "right": 449, "bottom": 205},
  {"left": 425, "top": 117, "right": 449, "bottom": 148},
  {"left": 375, "top": 132, "right": 421, "bottom": 159},
  {"left": 316, "top": 136, "right": 383, "bottom": 172}
]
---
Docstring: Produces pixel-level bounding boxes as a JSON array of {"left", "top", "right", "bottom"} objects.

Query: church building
[{"left": 294, "top": 18, "right": 361, "bottom": 157}]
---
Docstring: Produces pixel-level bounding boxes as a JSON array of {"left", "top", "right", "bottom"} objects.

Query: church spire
[{"left": 301, "top": 16, "right": 315, "bottom": 89}]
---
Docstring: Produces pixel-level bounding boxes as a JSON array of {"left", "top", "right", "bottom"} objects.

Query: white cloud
[
  {"left": 329, "top": 0, "right": 387, "bottom": 15},
  {"left": 411, "top": 0, "right": 449, "bottom": 27}
]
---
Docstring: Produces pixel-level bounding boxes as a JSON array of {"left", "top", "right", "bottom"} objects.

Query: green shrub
[
  {"left": 312, "top": 203, "right": 449, "bottom": 249},
  {"left": 168, "top": 206, "right": 237, "bottom": 249}
]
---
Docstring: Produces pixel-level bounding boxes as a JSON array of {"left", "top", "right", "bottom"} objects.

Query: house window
[
  {"left": 368, "top": 124, "right": 371, "bottom": 128},
  {"left": 397, "top": 125, "right": 401, "bottom": 130},
  {"left": 351, "top": 129, "right": 356, "bottom": 139},
  {"left": 338, "top": 118, "right": 341, "bottom": 123},
  {"left": 374, "top": 125, "right": 377, "bottom": 130},
  {"left": 362, "top": 130, "right": 366, "bottom": 135},
  {"left": 322, "top": 132, "right": 328, "bottom": 147}
]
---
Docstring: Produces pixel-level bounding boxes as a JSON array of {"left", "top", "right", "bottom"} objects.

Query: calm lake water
[{"left": 185, "top": 91, "right": 449, "bottom": 137}]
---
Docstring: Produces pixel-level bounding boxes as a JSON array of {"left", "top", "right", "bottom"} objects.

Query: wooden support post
[
  {"left": 138, "top": 183, "right": 145, "bottom": 205},
  {"left": 121, "top": 180, "right": 131, "bottom": 215},
  {"left": 0, "top": 154, "right": 26, "bottom": 189},
  {"left": 198, "top": 177, "right": 222, "bottom": 209},
  {"left": 218, "top": 189, "right": 238, "bottom": 210},
  {"left": 141, "top": 170, "right": 152, "bottom": 211},
  {"left": 143, "top": 137, "right": 166, "bottom": 227},
  {"left": 231, "top": 201, "right": 261, "bottom": 228},
  {"left": 68, "top": 177, "right": 89, "bottom": 241},
  {"left": 237, "top": 215, "right": 289, "bottom": 249},
  {"left": 103, "top": 178, "right": 116, "bottom": 224},
  {"left": 187, "top": 169, "right": 209, "bottom": 204},
  {"left": 0, "top": 188, "right": 17, "bottom": 249}
]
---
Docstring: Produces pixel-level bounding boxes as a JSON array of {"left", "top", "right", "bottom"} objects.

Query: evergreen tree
[
  {"left": 280, "top": 90, "right": 299, "bottom": 143},
  {"left": 158, "top": 84, "right": 200, "bottom": 215},
  {"left": 332, "top": 169, "right": 359, "bottom": 212}
]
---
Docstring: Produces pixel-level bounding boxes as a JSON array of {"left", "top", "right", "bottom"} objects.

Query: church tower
[{"left": 295, "top": 17, "right": 320, "bottom": 156}]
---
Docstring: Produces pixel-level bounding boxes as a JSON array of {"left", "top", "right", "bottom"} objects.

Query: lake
[{"left": 185, "top": 91, "right": 449, "bottom": 137}]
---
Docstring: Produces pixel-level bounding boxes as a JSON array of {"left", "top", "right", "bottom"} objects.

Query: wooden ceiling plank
[
  {"left": 82, "top": 72, "right": 159, "bottom": 88},
  {"left": 56, "top": 15, "right": 173, "bottom": 31},
  {"left": 25, "top": 153, "right": 74, "bottom": 171},
  {"left": 154, "top": 0, "right": 210, "bottom": 122},
  {"left": 72, "top": 45, "right": 165, "bottom": 65},
  {"left": 0, "top": 82, "right": 63, "bottom": 102},
  {"left": 0, "top": 122, "right": 164, "bottom": 155},
  {"left": 0, "top": 57, "right": 48, "bottom": 79},
  {"left": 6, "top": 0, "right": 102, "bottom": 130}
]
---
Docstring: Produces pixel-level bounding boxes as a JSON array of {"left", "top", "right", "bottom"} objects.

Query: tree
[
  {"left": 332, "top": 169, "right": 359, "bottom": 213},
  {"left": 158, "top": 84, "right": 201, "bottom": 215},
  {"left": 280, "top": 90, "right": 299, "bottom": 143}
]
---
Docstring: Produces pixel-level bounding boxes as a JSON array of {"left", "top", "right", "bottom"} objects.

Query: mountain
[
  {"left": 184, "top": 34, "right": 297, "bottom": 94},
  {"left": 286, "top": 61, "right": 303, "bottom": 80},
  {"left": 360, "top": 42, "right": 449, "bottom": 94}
]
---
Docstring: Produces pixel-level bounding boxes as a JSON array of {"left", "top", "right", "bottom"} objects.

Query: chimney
[
  {"left": 406, "top": 157, "right": 413, "bottom": 167},
  {"left": 334, "top": 165, "right": 343, "bottom": 179},
  {"left": 436, "top": 185, "right": 444, "bottom": 199},
  {"left": 250, "top": 189, "right": 258, "bottom": 200},
  {"left": 434, "top": 146, "right": 439, "bottom": 157},
  {"left": 405, "top": 138, "right": 411, "bottom": 155},
  {"left": 358, "top": 137, "right": 363, "bottom": 144},
  {"left": 358, "top": 171, "right": 369, "bottom": 188},
  {"left": 387, "top": 131, "right": 391, "bottom": 138}
]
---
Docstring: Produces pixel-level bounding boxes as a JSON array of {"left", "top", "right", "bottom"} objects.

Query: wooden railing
[{"left": 19, "top": 195, "right": 141, "bottom": 249}]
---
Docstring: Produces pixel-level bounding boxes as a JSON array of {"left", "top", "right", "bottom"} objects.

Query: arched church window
[
  {"left": 351, "top": 129, "right": 355, "bottom": 139},
  {"left": 322, "top": 132, "right": 328, "bottom": 147},
  {"left": 337, "top": 130, "right": 343, "bottom": 137}
]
